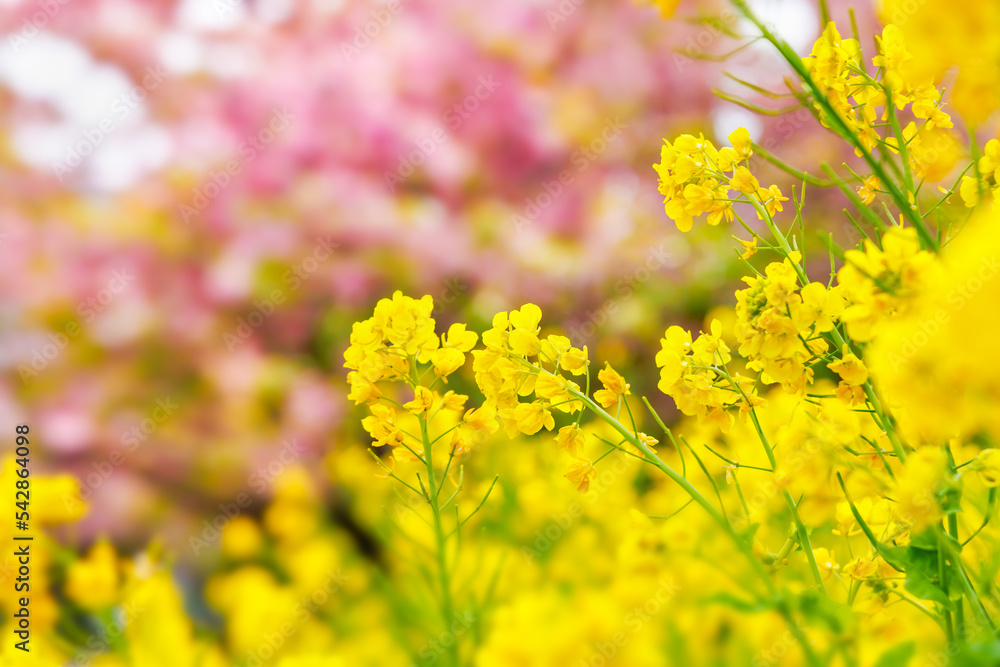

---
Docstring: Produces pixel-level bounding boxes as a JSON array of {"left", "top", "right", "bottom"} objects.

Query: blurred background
[{"left": 0, "top": 0, "right": 893, "bottom": 662}]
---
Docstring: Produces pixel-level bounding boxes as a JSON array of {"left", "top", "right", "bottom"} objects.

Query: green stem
[
  {"left": 939, "top": 534, "right": 955, "bottom": 643},
  {"left": 410, "top": 361, "right": 461, "bottom": 667},
  {"left": 947, "top": 515, "right": 967, "bottom": 640},
  {"left": 746, "top": 407, "right": 827, "bottom": 593},
  {"left": 730, "top": 0, "right": 938, "bottom": 251},
  {"left": 717, "top": 360, "right": 827, "bottom": 594},
  {"left": 562, "top": 382, "right": 822, "bottom": 667}
]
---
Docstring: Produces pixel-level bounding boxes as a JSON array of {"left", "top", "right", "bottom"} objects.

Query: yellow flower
[
  {"left": 509, "top": 303, "right": 542, "bottom": 332},
  {"left": 728, "top": 126, "right": 753, "bottom": 161},
  {"left": 637, "top": 432, "right": 659, "bottom": 453},
  {"left": 979, "top": 139, "right": 1000, "bottom": 179},
  {"left": 346, "top": 371, "right": 381, "bottom": 405},
  {"left": 463, "top": 403, "right": 499, "bottom": 433},
  {"left": 716, "top": 146, "right": 740, "bottom": 172},
  {"left": 960, "top": 175, "right": 983, "bottom": 208},
  {"left": 513, "top": 401, "right": 555, "bottom": 435},
  {"left": 842, "top": 557, "right": 879, "bottom": 580},
  {"left": 857, "top": 175, "right": 880, "bottom": 205},
  {"left": 833, "top": 497, "right": 893, "bottom": 537},
  {"left": 733, "top": 235, "right": 758, "bottom": 259},
  {"left": 566, "top": 460, "right": 596, "bottom": 493},
  {"left": 373, "top": 291, "right": 438, "bottom": 356},
  {"left": 755, "top": 185, "right": 787, "bottom": 217},
  {"left": 593, "top": 362, "right": 630, "bottom": 408},
  {"left": 430, "top": 347, "right": 465, "bottom": 380},
  {"left": 651, "top": 0, "right": 679, "bottom": 17},
  {"left": 655, "top": 325, "right": 692, "bottom": 389},
  {"left": 534, "top": 373, "right": 582, "bottom": 413},
  {"left": 974, "top": 449, "right": 1000, "bottom": 487},
  {"left": 654, "top": 133, "right": 739, "bottom": 232},
  {"left": 361, "top": 404, "right": 401, "bottom": 447},
  {"left": 559, "top": 343, "right": 590, "bottom": 375},
  {"left": 796, "top": 282, "right": 845, "bottom": 332},
  {"left": 441, "top": 322, "right": 478, "bottom": 352},
  {"left": 555, "top": 424, "right": 587, "bottom": 459},
  {"left": 509, "top": 328, "right": 541, "bottom": 356},
  {"left": 32, "top": 472, "right": 88, "bottom": 524},
  {"left": 403, "top": 385, "right": 435, "bottom": 415},
  {"left": 894, "top": 448, "right": 949, "bottom": 532},
  {"left": 65, "top": 539, "right": 120, "bottom": 610},
  {"left": 730, "top": 166, "right": 759, "bottom": 194},
  {"left": 439, "top": 391, "right": 468, "bottom": 411},
  {"left": 812, "top": 548, "right": 840, "bottom": 581},
  {"left": 222, "top": 517, "right": 263, "bottom": 560},
  {"left": 827, "top": 346, "right": 869, "bottom": 386}
]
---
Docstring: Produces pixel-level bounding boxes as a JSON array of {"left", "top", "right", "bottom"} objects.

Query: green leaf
[
  {"left": 874, "top": 641, "right": 916, "bottom": 667},
  {"left": 909, "top": 528, "right": 939, "bottom": 551},
  {"left": 951, "top": 640, "right": 1000, "bottom": 666},
  {"left": 940, "top": 483, "right": 964, "bottom": 516},
  {"left": 901, "top": 546, "right": 956, "bottom": 610},
  {"left": 875, "top": 542, "right": 909, "bottom": 572},
  {"left": 905, "top": 567, "right": 956, "bottom": 610}
]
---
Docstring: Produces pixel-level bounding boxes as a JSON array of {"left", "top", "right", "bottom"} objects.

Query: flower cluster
[
  {"left": 960, "top": 138, "right": 1000, "bottom": 210},
  {"left": 473, "top": 305, "right": 604, "bottom": 490},
  {"left": 474, "top": 305, "right": 587, "bottom": 436},
  {"left": 344, "top": 291, "right": 482, "bottom": 457},
  {"left": 836, "top": 227, "right": 941, "bottom": 341},
  {"left": 804, "top": 23, "right": 953, "bottom": 156},
  {"left": 733, "top": 254, "right": 842, "bottom": 393},
  {"left": 654, "top": 320, "right": 758, "bottom": 432},
  {"left": 653, "top": 128, "right": 786, "bottom": 232}
]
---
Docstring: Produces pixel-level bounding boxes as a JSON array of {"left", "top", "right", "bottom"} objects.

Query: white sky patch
[
  {"left": 88, "top": 126, "right": 173, "bottom": 191},
  {"left": 712, "top": 106, "right": 763, "bottom": 146},
  {"left": 0, "top": 30, "right": 173, "bottom": 192},
  {"left": 176, "top": 0, "right": 248, "bottom": 32},
  {"left": 157, "top": 31, "right": 205, "bottom": 75},
  {"left": 740, "top": 0, "right": 820, "bottom": 55},
  {"left": 256, "top": 0, "right": 295, "bottom": 24}
]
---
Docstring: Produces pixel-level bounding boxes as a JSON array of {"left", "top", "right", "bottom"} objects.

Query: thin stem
[{"left": 410, "top": 359, "right": 461, "bottom": 667}]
